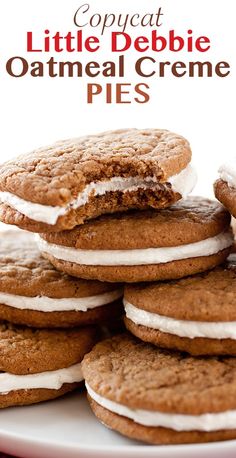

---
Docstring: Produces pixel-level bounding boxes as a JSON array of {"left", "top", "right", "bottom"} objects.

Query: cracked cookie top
[
  {"left": 82, "top": 333, "right": 236, "bottom": 414},
  {"left": 0, "top": 230, "right": 119, "bottom": 297},
  {"left": 0, "top": 129, "right": 191, "bottom": 206},
  {"left": 0, "top": 322, "right": 98, "bottom": 374},
  {"left": 125, "top": 262, "right": 236, "bottom": 322}
]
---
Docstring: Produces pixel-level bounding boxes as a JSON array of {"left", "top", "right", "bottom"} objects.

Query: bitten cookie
[
  {"left": 124, "top": 261, "right": 236, "bottom": 356},
  {"left": 214, "top": 158, "right": 236, "bottom": 218},
  {"left": 0, "top": 230, "right": 123, "bottom": 328},
  {"left": 0, "top": 129, "right": 196, "bottom": 233},
  {"left": 82, "top": 333, "right": 236, "bottom": 445},
  {"left": 37, "top": 197, "right": 233, "bottom": 283},
  {"left": 0, "top": 322, "right": 98, "bottom": 408}
]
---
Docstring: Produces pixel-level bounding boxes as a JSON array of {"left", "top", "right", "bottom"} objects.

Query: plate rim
[{"left": 0, "top": 426, "right": 236, "bottom": 457}]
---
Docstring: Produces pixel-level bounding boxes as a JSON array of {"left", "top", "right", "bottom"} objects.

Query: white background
[{"left": 0, "top": 0, "right": 235, "bottom": 198}]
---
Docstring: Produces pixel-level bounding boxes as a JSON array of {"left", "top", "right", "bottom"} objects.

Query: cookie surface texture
[
  {"left": 124, "top": 261, "right": 236, "bottom": 355},
  {"left": 0, "top": 322, "right": 98, "bottom": 408},
  {"left": 82, "top": 333, "right": 236, "bottom": 444},
  {"left": 38, "top": 197, "right": 232, "bottom": 282},
  {"left": 0, "top": 129, "right": 195, "bottom": 232},
  {"left": 0, "top": 230, "right": 123, "bottom": 327}
]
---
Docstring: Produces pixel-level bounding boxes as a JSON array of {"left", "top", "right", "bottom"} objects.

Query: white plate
[{"left": 0, "top": 392, "right": 236, "bottom": 458}]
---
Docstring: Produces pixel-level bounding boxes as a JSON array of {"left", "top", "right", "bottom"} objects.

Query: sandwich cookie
[
  {"left": 124, "top": 262, "right": 236, "bottom": 356},
  {"left": 37, "top": 197, "right": 233, "bottom": 283},
  {"left": 214, "top": 158, "right": 236, "bottom": 218},
  {"left": 0, "top": 128, "right": 196, "bottom": 233},
  {"left": 0, "top": 322, "right": 98, "bottom": 408},
  {"left": 82, "top": 333, "right": 236, "bottom": 445},
  {"left": 0, "top": 230, "right": 123, "bottom": 328}
]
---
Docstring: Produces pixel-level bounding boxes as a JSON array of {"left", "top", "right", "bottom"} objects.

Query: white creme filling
[
  {"left": 0, "top": 289, "right": 123, "bottom": 312},
  {"left": 219, "top": 160, "right": 236, "bottom": 188},
  {"left": 0, "top": 363, "right": 83, "bottom": 395},
  {"left": 0, "top": 164, "right": 197, "bottom": 225},
  {"left": 124, "top": 301, "right": 236, "bottom": 340},
  {"left": 86, "top": 383, "right": 236, "bottom": 432},
  {"left": 36, "top": 231, "right": 233, "bottom": 267}
]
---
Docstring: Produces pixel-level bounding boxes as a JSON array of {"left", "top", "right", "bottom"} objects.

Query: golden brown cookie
[
  {"left": 0, "top": 230, "right": 123, "bottom": 327},
  {"left": 0, "top": 322, "right": 98, "bottom": 408},
  {"left": 214, "top": 180, "right": 236, "bottom": 218},
  {"left": 214, "top": 159, "right": 236, "bottom": 218},
  {"left": 0, "top": 129, "right": 195, "bottom": 232},
  {"left": 38, "top": 197, "right": 233, "bottom": 283},
  {"left": 82, "top": 333, "right": 236, "bottom": 444},
  {"left": 124, "top": 262, "right": 236, "bottom": 355}
]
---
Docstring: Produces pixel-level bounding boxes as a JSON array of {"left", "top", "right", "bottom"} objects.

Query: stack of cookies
[
  {"left": 0, "top": 228, "right": 123, "bottom": 408},
  {"left": 0, "top": 129, "right": 235, "bottom": 445}
]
